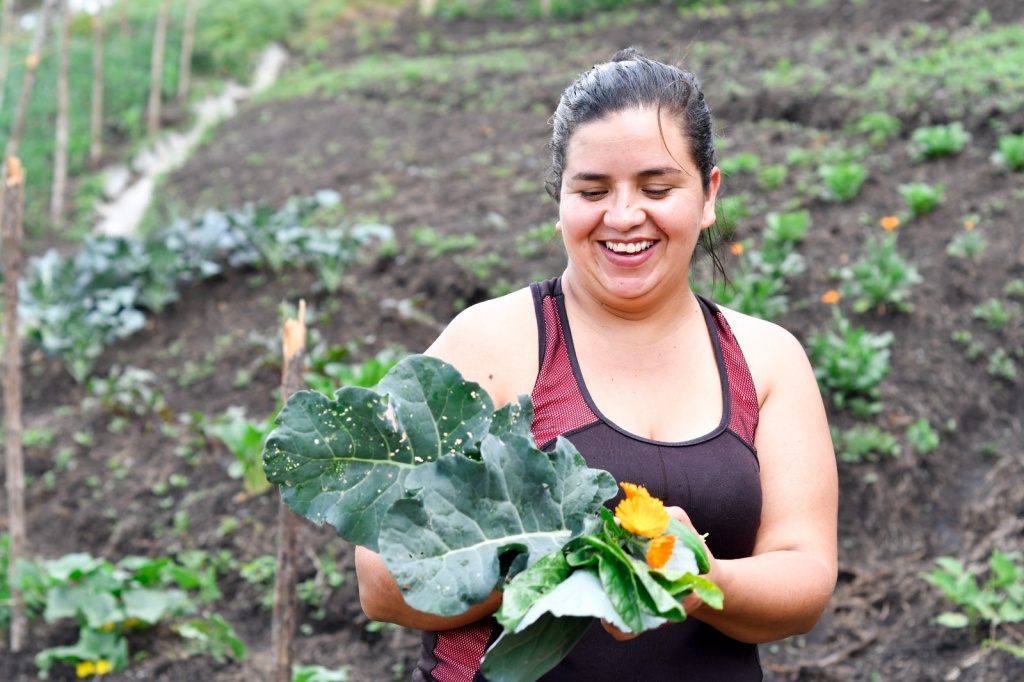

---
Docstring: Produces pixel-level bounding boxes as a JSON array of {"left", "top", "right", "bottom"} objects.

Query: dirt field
[{"left": 3, "top": 0, "right": 1024, "bottom": 680}]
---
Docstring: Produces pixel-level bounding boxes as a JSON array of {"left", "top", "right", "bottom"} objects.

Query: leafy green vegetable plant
[
  {"left": 852, "top": 111, "right": 901, "bottom": 146},
  {"left": 972, "top": 298, "right": 1017, "bottom": 332},
  {"left": 906, "top": 418, "right": 940, "bottom": 454},
  {"left": 987, "top": 348, "right": 1018, "bottom": 384},
  {"left": 899, "top": 182, "right": 945, "bottom": 217},
  {"left": 838, "top": 231, "right": 922, "bottom": 314},
  {"left": 263, "top": 355, "right": 720, "bottom": 681},
  {"left": 922, "top": 549, "right": 1024, "bottom": 657},
  {"left": 809, "top": 307, "right": 894, "bottom": 416},
  {"left": 293, "top": 665, "right": 352, "bottom": 682},
  {"left": 206, "top": 407, "right": 275, "bottom": 496},
  {"left": 16, "top": 552, "right": 243, "bottom": 677},
  {"left": 818, "top": 161, "right": 867, "bottom": 202},
  {"left": 993, "top": 133, "right": 1024, "bottom": 171},
  {"left": 909, "top": 122, "right": 971, "bottom": 161},
  {"left": 947, "top": 226, "right": 988, "bottom": 261},
  {"left": 830, "top": 424, "right": 900, "bottom": 463}
]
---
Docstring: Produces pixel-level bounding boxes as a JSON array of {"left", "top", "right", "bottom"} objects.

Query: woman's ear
[{"left": 700, "top": 167, "right": 722, "bottom": 230}]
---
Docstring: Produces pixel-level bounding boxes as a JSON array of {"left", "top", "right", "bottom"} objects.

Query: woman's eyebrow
[{"left": 569, "top": 166, "right": 682, "bottom": 182}]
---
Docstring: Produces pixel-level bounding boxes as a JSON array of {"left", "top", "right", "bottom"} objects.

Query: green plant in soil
[
  {"left": 851, "top": 111, "right": 901, "bottom": 146},
  {"left": 12, "top": 552, "right": 244, "bottom": 677},
  {"left": 921, "top": 549, "right": 1024, "bottom": 658},
  {"left": 987, "top": 348, "right": 1018, "bottom": 384},
  {"left": 906, "top": 418, "right": 940, "bottom": 455},
  {"left": 947, "top": 225, "right": 988, "bottom": 261},
  {"left": 972, "top": 298, "right": 1017, "bottom": 332},
  {"left": 909, "top": 122, "right": 972, "bottom": 161},
  {"left": 837, "top": 231, "right": 922, "bottom": 315},
  {"left": 899, "top": 182, "right": 945, "bottom": 218},
  {"left": 809, "top": 307, "right": 894, "bottom": 417},
  {"left": 993, "top": 133, "right": 1024, "bottom": 171},
  {"left": 830, "top": 424, "right": 900, "bottom": 464},
  {"left": 205, "top": 407, "right": 274, "bottom": 496},
  {"left": 818, "top": 161, "right": 867, "bottom": 202}
]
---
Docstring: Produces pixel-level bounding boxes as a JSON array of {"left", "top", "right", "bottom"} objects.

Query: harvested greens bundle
[{"left": 263, "top": 355, "right": 721, "bottom": 681}]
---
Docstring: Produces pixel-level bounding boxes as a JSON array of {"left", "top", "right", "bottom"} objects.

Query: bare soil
[{"left": 3, "top": 1, "right": 1024, "bottom": 680}]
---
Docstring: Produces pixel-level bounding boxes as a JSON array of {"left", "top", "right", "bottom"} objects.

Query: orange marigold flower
[
  {"left": 964, "top": 219, "right": 976, "bottom": 231},
  {"left": 646, "top": 534, "right": 676, "bottom": 569},
  {"left": 821, "top": 289, "right": 841, "bottom": 304},
  {"left": 619, "top": 482, "right": 652, "bottom": 500},
  {"left": 880, "top": 215, "right": 900, "bottom": 231},
  {"left": 616, "top": 491, "right": 670, "bottom": 539},
  {"left": 729, "top": 242, "right": 744, "bottom": 256}
]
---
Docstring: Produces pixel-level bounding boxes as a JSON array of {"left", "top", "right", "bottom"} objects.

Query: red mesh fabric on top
[
  {"left": 530, "top": 291, "right": 599, "bottom": 447},
  {"left": 713, "top": 309, "right": 759, "bottom": 449},
  {"left": 430, "top": 619, "right": 493, "bottom": 682}
]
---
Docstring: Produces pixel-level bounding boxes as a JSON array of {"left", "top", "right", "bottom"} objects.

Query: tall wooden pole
[
  {"left": 177, "top": 0, "right": 197, "bottom": 104},
  {"left": 271, "top": 300, "right": 306, "bottom": 682},
  {"left": 89, "top": 9, "right": 105, "bottom": 169},
  {"left": 3, "top": 156, "right": 27, "bottom": 652},
  {"left": 50, "top": 0, "right": 71, "bottom": 224},
  {"left": 146, "top": 0, "right": 170, "bottom": 135}
]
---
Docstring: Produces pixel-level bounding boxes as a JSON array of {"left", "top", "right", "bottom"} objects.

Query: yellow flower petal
[
  {"left": 619, "top": 482, "right": 652, "bottom": 500},
  {"left": 646, "top": 534, "right": 676, "bottom": 569},
  {"left": 96, "top": 659, "right": 112, "bottom": 675},
  {"left": 615, "top": 493, "right": 669, "bottom": 539},
  {"left": 77, "top": 660, "right": 97, "bottom": 678}
]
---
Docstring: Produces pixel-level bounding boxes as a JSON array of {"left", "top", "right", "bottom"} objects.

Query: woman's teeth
[{"left": 604, "top": 240, "right": 653, "bottom": 254}]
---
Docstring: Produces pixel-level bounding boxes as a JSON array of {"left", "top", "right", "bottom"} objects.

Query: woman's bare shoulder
[{"left": 425, "top": 286, "right": 539, "bottom": 406}]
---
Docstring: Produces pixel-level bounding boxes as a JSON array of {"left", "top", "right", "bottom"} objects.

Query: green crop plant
[
  {"left": 987, "top": 348, "right": 1018, "bottom": 384},
  {"left": 922, "top": 549, "right": 1024, "bottom": 657},
  {"left": 87, "top": 365, "right": 170, "bottom": 421},
  {"left": 993, "top": 133, "right": 1024, "bottom": 171},
  {"left": 818, "top": 161, "right": 867, "bottom": 202},
  {"left": 830, "top": 424, "right": 900, "bottom": 464},
  {"left": 947, "top": 224, "right": 987, "bottom": 262},
  {"left": 1005, "top": 279, "right": 1024, "bottom": 300},
  {"left": 951, "top": 330, "right": 986, "bottom": 362},
  {"left": 851, "top": 111, "right": 901, "bottom": 146},
  {"left": 409, "top": 227, "right": 481, "bottom": 257},
  {"left": 909, "top": 123, "right": 972, "bottom": 161},
  {"left": 205, "top": 407, "right": 274, "bottom": 496},
  {"left": 756, "top": 164, "right": 788, "bottom": 190},
  {"left": 515, "top": 221, "right": 560, "bottom": 258},
  {"left": 972, "top": 298, "right": 1016, "bottom": 332},
  {"left": 899, "top": 182, "right": 945, "bottom": 218},
  {"left": 305, "top": 346, "right": 406, "bottom": 397},
  {"left": 838, "top": 231, "right": 922, "bottom": 315},
  {"left": 714, "top": 193, "right": 753, "bottom": 242},
  {"left": 809, "top": 307, "right": 894, "bottom": 417},
  {"left": 718, "top": 152, "right": 761, "bottom": 176},
  {"left": 13, "top": 552, "right": 244, "bottom": 677},
  {"left": 906, "top": 418, "right": 940, "bottom": 455}
]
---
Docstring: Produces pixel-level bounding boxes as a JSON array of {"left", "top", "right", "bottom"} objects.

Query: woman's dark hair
[{"left": 546, "top": 47, "right": 725, "bottom": 280}]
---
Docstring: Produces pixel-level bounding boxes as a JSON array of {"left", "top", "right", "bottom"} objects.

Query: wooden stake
[
  {"left": 177, "top": 0, "right": 197, "bottom": 104},
  {"left": 50, "top": 0, "right": 71, "bottom": 224},
  {"left": 147, "top": 0, "right": 170, "bottom": 135},
  {"left": 271, "top": 300, "right": 306, "bottom": 682},
  {"left": 89, "top": 10, "right": 105, "bottom": 169},
  {"left": 3, "top": 156, "right": 27, "bottom": 652}
]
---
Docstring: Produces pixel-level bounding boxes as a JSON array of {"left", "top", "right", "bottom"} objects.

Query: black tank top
[{"left": 414, "top": 277, "right": 763, "bottom": 682}]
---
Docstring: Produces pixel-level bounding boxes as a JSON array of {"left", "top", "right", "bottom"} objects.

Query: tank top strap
[
  {"left": 697, "top": 296, "right": 760, "bottom": 451},
  {"left": 529, "top": 277, "right": 599, "bottom": 448}
]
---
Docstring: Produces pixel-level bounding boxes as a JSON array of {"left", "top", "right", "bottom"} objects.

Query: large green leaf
[
  {"left": 379, "top": 434, "right": 616, "bottom": 615},
  {"left": 263, "top": 355, "right": 501, "bottom": 550}
]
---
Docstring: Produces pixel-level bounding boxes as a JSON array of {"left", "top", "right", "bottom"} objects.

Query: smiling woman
[{"left": 354, "top": 47, "right": 838, "bottom": 682}]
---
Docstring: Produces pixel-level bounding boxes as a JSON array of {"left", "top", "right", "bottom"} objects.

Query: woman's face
[{"left": 557, "top": 107, "right": 719, "bottom": 313}]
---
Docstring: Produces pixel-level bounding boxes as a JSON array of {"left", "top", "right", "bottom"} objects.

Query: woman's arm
[
  {"left": 355, "top": 547, "right": 503, "bottom": 630},
  {"left": 352, "top": 287, "right": 539, "bottom": 628},
  {"left": 685, "top": 315, "right": 838, "bottom": 643}
]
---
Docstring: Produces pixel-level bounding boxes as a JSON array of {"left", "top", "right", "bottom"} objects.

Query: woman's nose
[{"left": 604, "top": 191, "right": 645, "bottom": 231}]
